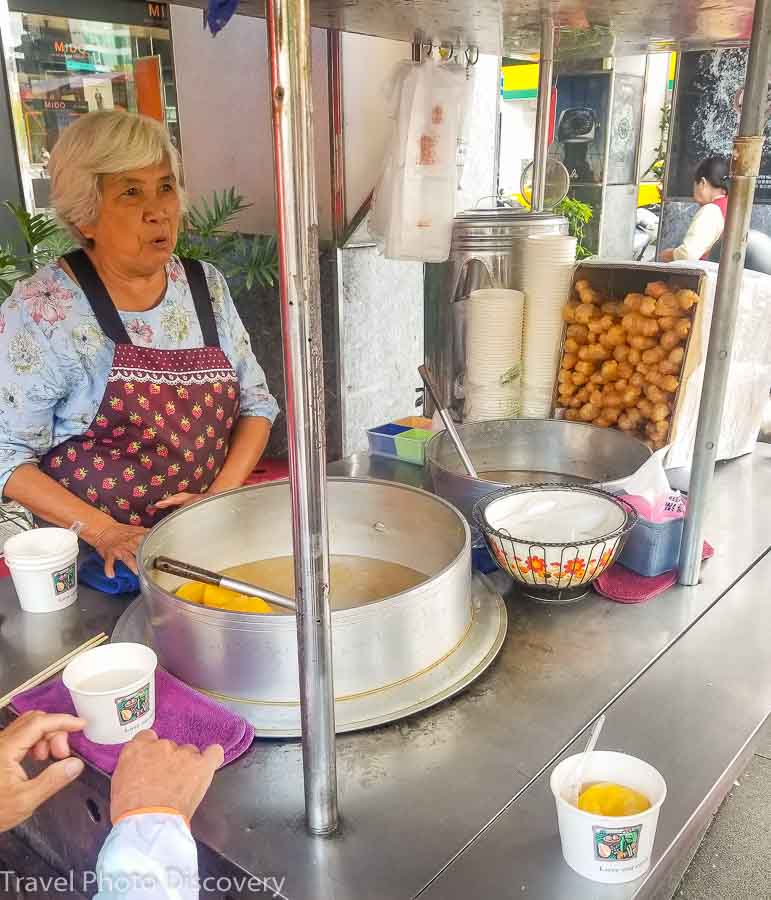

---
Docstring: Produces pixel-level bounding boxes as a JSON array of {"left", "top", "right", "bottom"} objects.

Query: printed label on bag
[
  {"left": 593, "top": 825, "right": 643, "bottom": 861},
  {"left": 115, "top": 683, "right": 151, "bottom": 732},
  {"left": 51, "top": 563, "right": 76, "bottom": 599}
]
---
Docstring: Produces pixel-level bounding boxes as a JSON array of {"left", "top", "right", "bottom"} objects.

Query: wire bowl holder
[{"left": 473, "top": 483, "right": 638, "bottom": 603}]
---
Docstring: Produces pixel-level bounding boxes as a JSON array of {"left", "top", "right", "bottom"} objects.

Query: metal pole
[
  {"left": 679, "top": 0, "right": 771, "bottom": 585},
  {"left": 265, "top": 0, "right": 338, "bottom": 833},
  {"left": 328, "top": 29, "right": 346, "bottom": 245},
  {"left": 532, "top": 16, "right": 555, "bottom": 211}
]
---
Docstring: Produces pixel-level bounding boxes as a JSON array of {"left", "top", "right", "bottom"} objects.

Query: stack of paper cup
[
  {"left": 520, "top": 234, "right": 578, "bottom": 418},
  {"left": 464, "top": 288, "right": 525, "bottom": 423}
]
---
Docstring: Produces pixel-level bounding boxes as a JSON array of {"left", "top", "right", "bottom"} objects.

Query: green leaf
[{"left": 183, "top": 187, "right": 252, "bottom": 239}]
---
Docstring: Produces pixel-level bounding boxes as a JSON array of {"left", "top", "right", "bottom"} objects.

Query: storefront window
[{"left": 6, "top": 11, "right": 180, "bottom": 213}]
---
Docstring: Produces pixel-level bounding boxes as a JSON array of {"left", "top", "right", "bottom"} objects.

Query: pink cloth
[
  {"left": 595, "top": 541, "right": 714, "bottom": 604},
  {"left": 12, "top": 667, "right": 253, "bottom": 774}
]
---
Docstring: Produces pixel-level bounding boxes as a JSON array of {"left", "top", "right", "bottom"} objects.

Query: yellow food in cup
[{"left": 577, "top": 782, "right": 651, "bottom": 816}]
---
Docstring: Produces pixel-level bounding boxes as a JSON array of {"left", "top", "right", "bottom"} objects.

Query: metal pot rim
[
  {"left": 138, "top": 476, "right": 472, "bottom": 621},
  {"left": 425, "top": 418, "right": 651, "bottom": 486}
]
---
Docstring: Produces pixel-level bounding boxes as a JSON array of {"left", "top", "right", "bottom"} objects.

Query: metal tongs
[{"left": 153, "top": 555, "right": 297, "bottom": 612}]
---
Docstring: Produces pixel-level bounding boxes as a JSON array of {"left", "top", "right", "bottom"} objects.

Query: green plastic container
[{"left": 394, "top": 428, "right": 434, "bottom": 465}]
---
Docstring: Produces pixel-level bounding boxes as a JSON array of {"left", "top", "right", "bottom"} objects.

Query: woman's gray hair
[{"left": 49, "top": 110, "right": 184, "bottom": 246}]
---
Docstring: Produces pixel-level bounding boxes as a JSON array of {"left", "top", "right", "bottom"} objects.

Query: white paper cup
[
  {"left": 4, "top": 528, "right": 79, "bottom": 613},
  {"left": 63, "top": 643, "right": 157, "bottom": 745},
  {"left": 550, "top": 751, "right": 667, "bottom": 884}
]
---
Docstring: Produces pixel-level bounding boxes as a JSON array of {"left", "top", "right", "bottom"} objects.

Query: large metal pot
[
  {"left": 426, "top": 419, "right": 651, "bottom": 522},
  {"left": 138, "top": 478, "right": 471, "bottom": 704}
]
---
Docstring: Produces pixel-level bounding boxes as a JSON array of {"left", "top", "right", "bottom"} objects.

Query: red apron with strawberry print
[{"left": 40, "top": 251, "right": 240, "bottom": 528}]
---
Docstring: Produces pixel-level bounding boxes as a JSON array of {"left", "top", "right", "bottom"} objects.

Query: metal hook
[
  {"left": 438, "top": 41, "right": 455, "bottom": 61},
  {"left": 465, "top": 46, "right": 480, "bottom": 67},
  {"left": 423, "top": 40, "right": 434, "bottom": 58}
]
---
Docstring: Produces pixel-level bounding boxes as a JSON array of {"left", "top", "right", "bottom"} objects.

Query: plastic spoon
[
  {"left": 152, "top": 555, "right": 297, "bottom": 612},
  {"left": 568, "top": 713, "right": 606, "bottom": 807},
  {"left": 418, "top": 364, "right": 479, "bottom": 479}
]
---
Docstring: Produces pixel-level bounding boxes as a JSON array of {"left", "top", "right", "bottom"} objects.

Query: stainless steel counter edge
[
  {"left": 1, "top": 447, "right": 770, "bottom": 900},
  {"left": 418, "top": 550, "right": 771, "bottom": 899}
]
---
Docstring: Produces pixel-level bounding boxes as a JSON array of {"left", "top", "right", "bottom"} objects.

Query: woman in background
[{"left": 661, "top": 156, "right": 729, "bottom": 262}]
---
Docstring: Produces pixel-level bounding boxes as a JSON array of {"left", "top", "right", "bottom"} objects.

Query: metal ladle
[
  {"left": 418, "top": 364, "right": 479, "bottom": 478},
  {"left": 153, "top": 555, "right": 297, "bottom": 613}
]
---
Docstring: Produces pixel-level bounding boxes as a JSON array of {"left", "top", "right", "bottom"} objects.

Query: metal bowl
[
  {"left": 473, "top": 484, "right": 638, "bottom": 604},
  {"left": 426, "top": 419, "right": 651, "bottom": 523}
]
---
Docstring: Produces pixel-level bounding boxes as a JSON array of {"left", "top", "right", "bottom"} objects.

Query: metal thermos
[{"left": 424, "top": 208, "right": 568, "bottom": 418}]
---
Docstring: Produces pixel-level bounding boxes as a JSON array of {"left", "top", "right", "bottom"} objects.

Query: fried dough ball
[
  {"left": 654, "top": 292, "right": 680, "bottom": 317},
  {"left": 644, "top": 383, "right": 666, "bottom": 403},
  {"left": 574, "top": 279, "right": 591, "bottom": 294},
  {"left": 572, "top": 371, "right": 590, "bottom": 386},
  {"left": 673, "top": 318, "right": 691, "bottom": 340},
  {"left": 639, "top": 297, "right": 657, "bottom": 317},
  {"left": 623, "top": 293, "right": 645, "bottom": 312},
  {"left": 558, "top": 368, "right": 573, "bottom": 384},
  {"left": 562, "top": 352, "right": 578, "bottom": 370},
  {"left": 574, "top": 303, "right": 598, "bottom": 324},
  {"left": 579, "top": 402, "right": 599, "bottom": 422},
  {"left": 637, "top": 398, "right": 654, "bottom": 418},
  {"left": 677, "top": 289, "right": 699, "bottom": 311},
  {"left": 622, "top": 313, "right": 644, "bottom": 334},
  {"left": 563, "top": 303, "right": 579, "bottom": 323},
  {"left": 603, "top": 325, "right": 627, "bottom": 347},
  {"left": 590, "top": 372, "right": 605, "bottom": 386},
  {"left": 564, "top": 409, "right": 581, "bottom": 421},
  {"left": 613, "top": 343, "right": 631, "bottom": 363},
  {"left": 559, "top": 382, "right": 578, "bottom": 399},
  {"left": 628, "top": 348, "right": 642, "bottom": 365},
  {"left": 659, "top": 374, "right": 680, "bottom": 393},
  {"left": 659, "top": 330, "right": 681, "bottom": 351},
  {"left": 630, "top": 372, "right": 645, "bottom": 388},
  {"left": 566, "top": 323, "right": 590, "bottom": 343},
  {"left": 618, "top": 409, "right": 642, "bottom": 431},
  {"left": 601, "top": 300, "right": 623, "bottom": 317},
  {"left": 642, "top": 347, "right": 665, "bottom": 365},
  {"left": 622, "top": 386, "right": 641, "bottom": 407},
  {"left": 645, "top": 281, "right": 669, "bottom": 299},
  {"left": 601, "top": 360, "right": 619, "bottom": 380},
  {"left": 564, "top": 337, "right": 582, "bottom": 354},
  {"left": 616, "top": 361, "right": 634, "bottom": 380},
  {"left": 614, "top": 379, "right": 629, "bottom": 394},
  {"left": 658, "top": 359, "right": 680, "bottom": 376},
  {"left": 601, "top": 406, "right": 621, "bottom": 424},
  {"left": 651, "top": 402, "right": 670, "bottom": 422},
  {"left": 578, "top": 344, "right": 610, "bottom": 362},
  {"left": 593, "top": 417, "right": 611, "bottom": 428},
  {"left": 602, "top": 391, "right": 624, "bottom": 408},
  {"left": 658, "top": 315, "right": 678, "bottom": 331},
  {"left": 669, "top": 346, "right": 685, "bottom": 365},
  {"left": 575, "top": 360, "right": 596, "bottom": 376},
  {"left": 630, "top": 334, "right": 657, "bottom": 351},
  {"left": 575, "top": 386, "right": 591, "bottom": 404},
  {"left": 588, "top": 314, "right": 615, "bottom": 335}
]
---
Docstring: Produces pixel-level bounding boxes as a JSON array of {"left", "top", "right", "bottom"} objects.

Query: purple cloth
[
  {"left": 12, "top": 668, "right": 254, "bottom": 774},
  {"left": 594, "top": 541, "right": 714, "bottom": 604}
]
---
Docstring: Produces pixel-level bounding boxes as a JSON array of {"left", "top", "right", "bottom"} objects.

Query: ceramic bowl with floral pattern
[{"left": 473, "top": 484, "right": 637, "bottom": 599}]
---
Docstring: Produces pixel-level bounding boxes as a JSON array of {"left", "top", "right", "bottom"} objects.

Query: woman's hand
[
  {"left": 153, "top": 492, "right": 208, "bottom": 512},
  {"left": 92, "top": 522, "right": 148, "bottom": 577}
]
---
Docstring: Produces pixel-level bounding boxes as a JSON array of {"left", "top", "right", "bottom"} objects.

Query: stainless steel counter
[{"left": 1, "top": 447, "right": 770, "bottom": 899}]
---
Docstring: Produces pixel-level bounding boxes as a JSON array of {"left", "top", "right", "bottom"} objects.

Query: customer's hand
[
  {"left": 110, "top": 730, "right": 224, "bottom": 824},
  {"left": 0, "top": 711, "right": 86, "bottom": 832},
  {"left": 92, "top": 521, "right": 148, "bottom": 577},
  {"left": 660, "top": 248, "right": 675, "bottom": 262}
]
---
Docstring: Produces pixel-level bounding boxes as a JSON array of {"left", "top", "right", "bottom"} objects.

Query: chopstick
[{"left": 0, "top": 632, "right": 109, "bottom": 709}]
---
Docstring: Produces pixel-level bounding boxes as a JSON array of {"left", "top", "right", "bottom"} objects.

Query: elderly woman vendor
[{"left": 0, "top": 111, "right": 278, "bottom": 576}]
